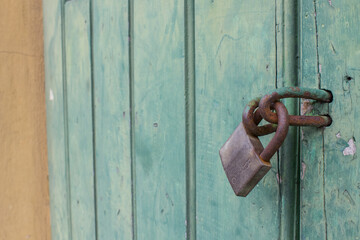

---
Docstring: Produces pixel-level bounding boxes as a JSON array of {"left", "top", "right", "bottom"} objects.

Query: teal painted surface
[
  {"left": 300, "top": 0, "right": 360, "bottom": 239},
  {"left": 43, "top": 0, "right": 360, "bottom": 239},
  {"left": 194, "top": 1, "right": 283, "bottom": 239},
  {"left": 43, "top": 0, "right": 72, "bottom": 239},
  {"left": 92, "top": 0, "right": 133, "bottom": 239},
  {"left": 277, "top": 0, "right": 300, "bottom": 238},
  {"left": 133, "top": 0, "right": 186, "bottom": 239},
  {"left": 64, "top": 0, "right": 96, "bottom": 238},
  {"left": 299, "top": 0, "right": 328, "bottom": 239}
]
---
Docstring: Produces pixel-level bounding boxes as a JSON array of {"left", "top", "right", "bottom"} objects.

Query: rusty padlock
[{"left": 219, "top": 101, "right": 289, "bottom": 197}]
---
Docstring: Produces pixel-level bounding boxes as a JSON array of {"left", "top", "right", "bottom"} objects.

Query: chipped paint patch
[
  {"left": 301, "top": 129, "right": 305, "bottom": 141},
  {"left": 301, "top": 162, "right": 307, "bottom": 180},
  {"left": 301, "top": 99, "right": 313, "bottom": 115},
  {"left": 276, "top": 173, "right": 282, "bottom": 184},
  {"left": 49, "top": 89, "right": 54, "bottom": 101},
  {"left": 343, "top": 138, "right": 356, "bottom": 156},
  {"left": 328, "top": 0, "right": 332, "bottom": 6},
  {"left": 336, "top": 132, "right": 341, "bottom": 138}
]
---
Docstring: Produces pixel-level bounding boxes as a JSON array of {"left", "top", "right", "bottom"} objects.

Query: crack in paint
[
  {"left": 313, "top": 0, "right": 322, "bottom": 88},
  {"left": 301, "top": 162, "right": 307, "bottom": 180}
]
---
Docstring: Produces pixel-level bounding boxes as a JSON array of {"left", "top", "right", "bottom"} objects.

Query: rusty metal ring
[
  {"left": 259, "top": 87, "right": 333, "bottom": 127},
  {"left": 259, "top": 101, "right": 290, "bottom": 162},
  {"left": 242, "top": 98, "right": 277, "bottom": 136}
]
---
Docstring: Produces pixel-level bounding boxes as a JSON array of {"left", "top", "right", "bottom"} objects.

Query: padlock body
[{"left": 220, "top": 123, "right": 272, "bottom": 197}]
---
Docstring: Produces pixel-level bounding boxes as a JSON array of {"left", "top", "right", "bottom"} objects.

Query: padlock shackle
[
  {"left": 259, "top": 87, "right": 332, "bottom": 127},
  {"left": 259, "top": 102, "right": 289, "bottom": 162},
  {"left": 242, "top": 101, "right": 290, "bottom": 162},
  {"left": 242, "top": 98, "right": 277, "bottom": 136}
]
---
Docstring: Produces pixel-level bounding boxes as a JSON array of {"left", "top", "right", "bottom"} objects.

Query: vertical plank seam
[
  {"left": 313, "top": 1, "right": 328, "bottom": 238},
  {"left": 312, "top": 0, "right": 322, "bottom": 88},
  {"left": 296, "top": 0, "right": 303, "bottom": 239},
  {"left": 279, "top": 0, "right": 286, "bottom": 238},
  {"left": 128, "top": 0, "right": 137, "bottom": 239},
  {"left": 322, "top": 130, "right": 328, "bottom": 239},
  {"left": 298, "top": 1, "right": 304, "bottom": 238},
  {"left": 275, "top": 0, "right": 279, "bottom": 89},
  {"left": 185, "top": 0, "right": 196, "bottom": 239},
  {"left": 295, "top": 127, "right": 301, "bottom": 240},
  {"left": 275, "top": 2, "right": 283, "bottom": 239},
  {"left": 279, "top": 0, "right": 301, "bottom": 238},
  {"left": 61, "top": 0, "right": 73, "bottom": 238},
  {"left": 295, "top": 1, "right": 301, "bottom": 238},
  {"left": 89, "top": 0, "right": 99, "bottom": 238}
]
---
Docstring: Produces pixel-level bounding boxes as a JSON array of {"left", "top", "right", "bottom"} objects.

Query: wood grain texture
[
  {"left": 299, "top": 1, "right": 327, "bottom": 239},
  {"left": 64, "top": 0, "right": 96, "bottom": 238},
  {"left": 43, "top": 0, "right": 72, "bottom": 239},
  {"left": 133, "top": 0, "right": 186, "bottom": 239},
  {"left": 42, "top": 0, "right": 360, "bottom": 238},
  {"left": 277, "top": 0, "right": 300, "bottom": 238},
  {"left": 0, "top": 0, "right": 50, "bottom": 239},
  {"left": 300, "top": 0, "right": 360, "bottom": 239},
  {"left": 92, "top": 0, "right": 133, "bottom": 238},
  {"left": 195, "top": 1, "right": 281, "bottom": 239}
]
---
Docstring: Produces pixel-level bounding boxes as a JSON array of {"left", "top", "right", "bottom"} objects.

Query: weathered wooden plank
[
  {"left": 195, "top": 1, "right": 280, "bottom": 239},
  {"left": 299, "top": 0, "right": 327, "bottom": 239},
  {"left": 64, "top": 1, "right": 96, "bottom": 239},
  {"left": 277, "top": 0, "right": 300, "bottom": 238},
  {"left": 133, "top": 1, "right": 186, "bottom": 239},
  {"left": 91, "top": 0, "right": 133, "bottom": 239},
  {"left": 300, "top": 0, "right": 360, "bottom": 239},
  {"left": 42, "top": 0, "right": 72, "bottom": 239}
]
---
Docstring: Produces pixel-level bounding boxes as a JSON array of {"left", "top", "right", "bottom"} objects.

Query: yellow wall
[{"left": 0, "top": 1, "right": 50, "bottom": 239}]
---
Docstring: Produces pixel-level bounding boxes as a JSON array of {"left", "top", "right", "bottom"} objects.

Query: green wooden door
[{"left": 43, "top": 0, "right": 360, "bottom": 239}]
